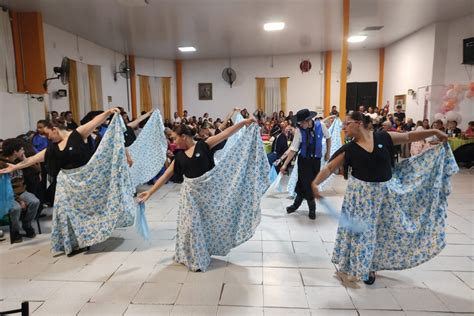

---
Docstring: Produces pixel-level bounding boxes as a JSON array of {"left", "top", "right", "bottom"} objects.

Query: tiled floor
[{"left": 0, "top": 169, "right": 473, "bottom": 315}]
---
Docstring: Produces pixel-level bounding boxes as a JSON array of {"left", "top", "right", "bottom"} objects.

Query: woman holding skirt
[{"left": 311, "top": 111, "right": 457, "bottom": 285}]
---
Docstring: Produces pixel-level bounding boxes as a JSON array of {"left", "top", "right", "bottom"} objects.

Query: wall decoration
[
  {"left": 299, "top": 60, "right": 312, "bottom": 73},
  {"left": 394, "top": 94, "right": 406, "bottom": 110},
  {"left": 198, "top": 83, "right": 212, "bottom": 100}
]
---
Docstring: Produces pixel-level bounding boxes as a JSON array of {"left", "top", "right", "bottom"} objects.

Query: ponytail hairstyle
[
  {"left": 175, "top": 124, "right": 197, "bottom": 138},
  {"left": 349, "top": 111, "right": 371, "bottom": 128}
]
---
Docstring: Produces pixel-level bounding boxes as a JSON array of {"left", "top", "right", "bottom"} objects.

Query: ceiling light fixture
[
  {"left": 347, "top": 35, "right": 367, "bottom": 43},
  {"left": 178, "top": 46, "right": 196, "bottom": 52},
  {"left": 264, "top": 22, "right": 285, "bottom": 31}
]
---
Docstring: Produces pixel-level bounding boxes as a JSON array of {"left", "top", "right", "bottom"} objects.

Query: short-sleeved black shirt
[
  {"left": 46, "top": 130, "right": 94, "bottom": 177},
  {"left": 331, "top": 131, "right": 395, "bottom": 182},
  {"left": 173, "top": 140, "right": 216, "bottom": 179}
]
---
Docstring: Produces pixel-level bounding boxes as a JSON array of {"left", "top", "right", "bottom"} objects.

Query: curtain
[
  {"left": 150, "top": 76, "right": 163, "bottom": 114},
  {"left": 68, "top": 59, "right": 80, "bottom": 124},
  {"left": 256, "top": 78, "right": 265, "bottom": 112},
  {"left": 76, "top": 62, "right": 91, "bottom": 120},
  {"left": 280, "top": 77, "right": 288, "bottom": 114},
  {"left": 162, "top": 77, "right": 171, "bottom": 121},
  {"left": 264, "top": 78, "right": 280, "bottom": 116},
  {"left": 139, "top": 75, "right": 152, "bottom": 113},
  {"left": 0, "top": 10, "right": 17, "bottom": 93},
  {"left": 88, "top": 65, "right": 102, "bottom": 111}
]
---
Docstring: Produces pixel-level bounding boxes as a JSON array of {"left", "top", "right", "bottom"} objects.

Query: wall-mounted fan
[
  {"left": 114, "top": 60, "right": 130, "bottom": 81},
  {"left": 43, "top": 57, "right": 70, "bottom": 90},
  {"left": 222, "top": 67, "right": 236, "bottom": 87}
]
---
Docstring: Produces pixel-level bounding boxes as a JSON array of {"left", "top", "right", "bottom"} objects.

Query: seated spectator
[
  {"left": 0, "top": 138, "right": 39, "bottom": 243},
  {"left": 64, "top": 111, "right": 79, "bottom": 130},
  {"left": 446, "top": 121, "right": 461, "bottom": 137},
  {"left": 394, "top": 105, "right": 406, "bottom": 122},
  {"left": 464, "top": 121, "right": 474, "bottom": 138},
  {"left": 32, "top": 120, "right": 49, "bottom": 153},
  {"left": 403, "top": 118, "right": 415, "bottom": 132}
]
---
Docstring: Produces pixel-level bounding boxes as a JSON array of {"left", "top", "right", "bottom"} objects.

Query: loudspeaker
[{"left": 463, "top": 37, "right": 474, "bottom": 65}]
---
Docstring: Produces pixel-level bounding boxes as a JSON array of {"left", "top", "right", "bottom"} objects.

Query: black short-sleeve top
[
  {"left": 173, "top": 140, "right": 216, "bottom": 179},
  {"left": 331, "top": 131, "right": 395, "bottom": 182},
  {"left": 46, "top": 130, "right": 95, "bottom": 177}
]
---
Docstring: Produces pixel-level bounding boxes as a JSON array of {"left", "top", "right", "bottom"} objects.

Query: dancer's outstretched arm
[
  {"left": 77, "top": 108, "right": 120, "bottom": 139},
  {"left": 206, "top": 117, "right": 256, "bottom": 149},
  {"left": 311, "top": 152, "right": 345, "bottom": 198},
  {"left": 0, "top": 149, "right": 46, "bottom": 174},
  {"left": 389, "top": 129, "right": 447, "bottom": 145},
  {"left": 128, "top": 111, "right": 153, "bottom": 129},
  {"left": 137, "top": 161, "right": 175, "bottom": 203},
  {"left": 218, "top": 108, "right": 241, "bottom": 131},
  {"left": 279, "top": 149, "right": 297, "bottom": 174}
]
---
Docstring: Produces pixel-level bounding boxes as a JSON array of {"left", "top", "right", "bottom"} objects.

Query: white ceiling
[{"left": 1, "top": 0, "right": 473, "bottom": 60}]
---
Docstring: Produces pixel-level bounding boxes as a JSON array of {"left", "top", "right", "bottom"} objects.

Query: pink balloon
[
  {"left": 454, "top": 84, "right": 463, "bottom": 92},
  {"left": 465, "top": 90, "right": 474, "bottom": 99},
  {"left": 446, "top": 89, "right": 457, "bottom": 99}
]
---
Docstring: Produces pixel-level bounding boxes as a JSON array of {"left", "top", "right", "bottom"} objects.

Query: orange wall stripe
[
  {"left": 323, "top": 51, "right": 332, "bottom": 117},
  {"left": 176, "top": 60, "right": 183, "bottom": 116},
  {"left": 11, "top": 12, "right": 46, "bottom": 94},
  {"left": 128, "top": 55, "right": 137, "bottom": 119},
  {"left": 339, "top": 0, "right": 350, "bottom": 119},
  {"left": 378, "top": 47, "right": 385, "bottom": 109}
]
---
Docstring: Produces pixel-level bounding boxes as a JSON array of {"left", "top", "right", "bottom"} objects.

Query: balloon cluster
[{"left": 433, "top": 82, "right": 474, "bottom": 124}]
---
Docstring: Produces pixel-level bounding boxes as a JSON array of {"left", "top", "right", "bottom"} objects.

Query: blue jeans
[{"left": 10, "top": 191, "right": 39, "bottom": 233}]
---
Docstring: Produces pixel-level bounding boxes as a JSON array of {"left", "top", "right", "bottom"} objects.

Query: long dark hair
[{"left": 349, "top": 111, "right": 371, "bottom": 128}]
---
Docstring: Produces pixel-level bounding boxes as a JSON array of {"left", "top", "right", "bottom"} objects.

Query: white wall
[
  {"left": 135, "top": 57, "right": 177, "bottom": 117},
  {"left": 330, "top": 49, "right": 380, "bottom": 111},
  {"left": 383, "top": 24, "right": 437, "bottom": 122},
  {"left": 0, "top": 92, "right": 44, "bottom": 139},
  {"left": 43, "top": 23, "right": 129, "bottom": 114},
  {"left": 441, "top": 14, "right": 474, "bottom": 129},
  {"left": 181, "top": 54, "right": 324, "bottom": 119}
]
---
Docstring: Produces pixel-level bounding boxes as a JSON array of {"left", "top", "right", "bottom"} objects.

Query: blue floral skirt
[{"left": 332, "top": 143, "right": 458, "bottom": 281}]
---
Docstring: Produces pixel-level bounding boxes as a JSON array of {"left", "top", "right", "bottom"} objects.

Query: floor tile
[
  {"left": 220, "top": 284, "right": 263, "bottom": 306},
  {"left": 78, "top": 302, "right": 128, "bottom": 315},
  {"left": 390, "top": 288, "right": 449, "bottom": 311},
  {"left": 263, "top": 268, "right": 303, "bottom": 286},
  {"left": 300, "top": 269, "right": 343, "bottom": 287},
  {"left": 217, "top": 306, "right": 263, "bottom": 315},
  {"left": 305, "top": 287, "right": 354, "bottom": 309},
  {"left": 347, "top": 288, "right": 401, "bottom": 310},
  {"left": 175, "top": 282, "right": 223, "bottom": 305},
  {"left": 132, "top": 282, "right": 182, "bottom": 304},
  {"left": 263, "top": 285, "right": 308, "bottom": 308},
  {"left": 124, "top": 303, "right": 173, "bottom": 315},
  {"left": 90, "top": 281, "right": 142, "bottom": 303},
  {"left": 171, "top": 305, "right": 218, "bottom": 315},
  {"left": 224, "top": 265, "right": 263, "bottom": 285}
]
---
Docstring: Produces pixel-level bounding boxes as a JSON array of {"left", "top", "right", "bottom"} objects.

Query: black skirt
[{"left": 295, "top": 156, "right": 321, "bottom": 200}]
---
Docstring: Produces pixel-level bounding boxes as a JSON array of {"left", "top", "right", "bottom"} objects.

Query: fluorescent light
[
  {"left": 264, "top": 22, "right": 285, "bottom": 31},
  {"left": 347, "top": 35, "right": 367, "bottom": 43},
  {"left": 178, "top": 46, "right": 196, "bottom": 52}
]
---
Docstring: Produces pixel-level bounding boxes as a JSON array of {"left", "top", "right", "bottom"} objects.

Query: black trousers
[{"left": 295, "top": 156, "right": 321, "bottom": 201}]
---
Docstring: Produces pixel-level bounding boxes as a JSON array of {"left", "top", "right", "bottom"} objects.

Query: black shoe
[
  {"left": 309, "top": 209, "right": 316, "bottom": 220},
  {"left": 286, "top": 205, "right": 298, "bottom": 214},
  {"left": 23, "top": 227, "right": 36, "bottom": 239},
  {"left": 67, "top": 246, "right": 90, "bottom": 257},
  {"left": 11, "top": 232, "right": 23, "bottom": 244},
  {"left": 363, "top": 272, "right": 376, "bottom": 285}
]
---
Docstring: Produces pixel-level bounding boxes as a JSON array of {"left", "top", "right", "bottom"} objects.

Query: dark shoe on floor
[
  {"left": 309, "top": 209, "right": 316, "bottom": 220},
  {"left": 286, "top": 205, "right": 298, "bottom": 214},
  {"left": 363, "top": 272, "right": 376, "bottom": 285},
  {"left": 67, "top": 246, "right": 90, "bottom": 257},
  {"left": 11, "top": 232, "right": 23, "bottom": 244},
  {"left": 23, "top": 227, "right": 37, "bottom": 239}
]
